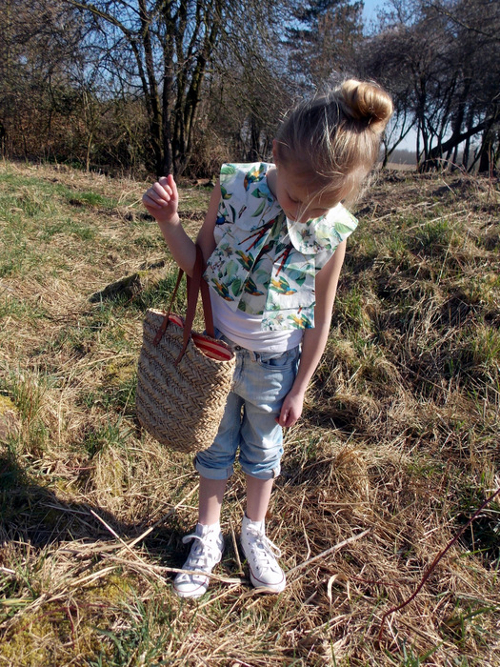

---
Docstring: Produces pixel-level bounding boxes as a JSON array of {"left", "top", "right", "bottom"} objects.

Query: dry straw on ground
[{"left": 0, "top": 161, "right": 499, "bottom": 665}]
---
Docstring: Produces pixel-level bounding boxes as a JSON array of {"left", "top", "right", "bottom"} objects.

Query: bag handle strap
[
  {"left": 186, "top": 244, "right": 215, "bottom": 339},
  {"left": 153, "top": 245, "right": 215, "bottom": 362}
]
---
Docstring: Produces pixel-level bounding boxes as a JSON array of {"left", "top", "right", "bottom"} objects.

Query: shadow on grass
[{"left": 0, "top": 450, "right": 181, "bottom": 566}]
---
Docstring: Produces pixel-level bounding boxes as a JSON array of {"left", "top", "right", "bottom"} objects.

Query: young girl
[{"left": 142, "top": 79, "right": 393, "bottom": 599}]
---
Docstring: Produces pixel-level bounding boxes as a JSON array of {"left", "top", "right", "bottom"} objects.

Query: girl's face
[{"left": 271, "top": 143, "right": 341, "bottom": 223}]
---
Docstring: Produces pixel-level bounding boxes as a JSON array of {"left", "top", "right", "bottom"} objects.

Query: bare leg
[
  {"left": 198, "top": 476, "right": 227, "bottom": 525},
  {"left": 241, "top": 475, "right": 285, "bottom": 592},
  {"left": 245, "top": 475, "right": 274, "bottom": 522}
]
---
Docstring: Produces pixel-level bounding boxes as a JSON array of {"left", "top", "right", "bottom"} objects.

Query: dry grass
[{"left": 1, "top": 160, "right": 499, "bottom": 666}]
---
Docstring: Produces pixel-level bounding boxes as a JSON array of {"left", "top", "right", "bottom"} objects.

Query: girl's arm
[
  {"left": 277, "top": 240, "right": 347, "bottom": 428},
  {"left": 196, "top": 181, "right": 220, "bottom": 262},
  {"left": 142, "top": 175, "right": 221, "bottom": 274}
]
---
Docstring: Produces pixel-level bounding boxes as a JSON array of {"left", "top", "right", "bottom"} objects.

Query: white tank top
[{"left": 210, "top": 290, "right": 303, "bottom": 353}]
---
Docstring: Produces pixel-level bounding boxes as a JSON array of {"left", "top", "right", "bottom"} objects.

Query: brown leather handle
[
  {"left": 153, "top": 245, "right": 215, "bottom": 363},
  {"left": 186, "top": 245, "right": 215, "bottom": 339}
]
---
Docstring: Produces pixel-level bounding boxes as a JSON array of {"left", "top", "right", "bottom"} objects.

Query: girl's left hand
[{"left": 277, "top": 390, "right": 304, "bottom": 428}]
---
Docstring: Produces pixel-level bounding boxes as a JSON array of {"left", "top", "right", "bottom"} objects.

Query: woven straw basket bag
[{"left": 136, "top": 246, "right": 236, "bottom": 453}]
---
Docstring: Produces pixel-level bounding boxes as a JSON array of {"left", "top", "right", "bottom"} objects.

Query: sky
[{"left": 362, "top": 0, "right": 382, "bottom": 24}]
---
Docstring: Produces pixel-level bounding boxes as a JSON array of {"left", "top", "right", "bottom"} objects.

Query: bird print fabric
[{"left": 204, "top": 163, "right": 358, "bottom": 331}]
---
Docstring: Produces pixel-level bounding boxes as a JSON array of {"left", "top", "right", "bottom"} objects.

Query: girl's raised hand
[{"left": 142, "top": 175, "right": 179, "bottom": 226}]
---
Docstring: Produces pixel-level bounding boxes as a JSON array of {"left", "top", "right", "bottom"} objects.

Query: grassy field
[{"left": 0, "top": 160, "right": 499, "bottom": 666}]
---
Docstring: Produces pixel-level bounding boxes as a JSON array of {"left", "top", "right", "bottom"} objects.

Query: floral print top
[{"left": 204, "top": 163, "right": 358, "bottom": 331}]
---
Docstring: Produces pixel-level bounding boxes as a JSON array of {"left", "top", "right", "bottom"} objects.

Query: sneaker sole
[
  {"left": 173, "top": 585, "right": 208, "bottom": 599},
  {"left": 250, "top": 582, "right": 287, "bottom": 594},
  {"left": 248, "top": 569, "right": 286, "bottom": 594}
]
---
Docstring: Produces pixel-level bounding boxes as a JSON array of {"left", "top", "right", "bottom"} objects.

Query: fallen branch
[
  {"left": 102, "top": 553, "right": 246, "bottom": 585},
  {"left": 120, "top": 483, "right": 200, "bottom": 552},
  {"left": 287, "top": 529, "right": 371, "bottom": 577},
  {"left": 377, "top": 486, "right": 500, "bottom": 643},
  {"left": 90, "top": 509, "right": 167, "bottom": 586}
]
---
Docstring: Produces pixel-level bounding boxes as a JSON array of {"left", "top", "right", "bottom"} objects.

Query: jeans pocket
[{"left": 257, "top": 346, "right": 300, "bottom": 370}]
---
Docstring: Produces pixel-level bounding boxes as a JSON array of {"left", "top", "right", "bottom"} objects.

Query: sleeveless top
[
  {"left": 204, "top": 162, "right": 358, "bottom": 332},
  {"left": 210, "top": 293, "right": 303, "bottom": 352}
]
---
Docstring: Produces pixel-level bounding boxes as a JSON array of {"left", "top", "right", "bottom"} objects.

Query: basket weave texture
[{"left": 136, "top": 309, "right": 235, "bottom": 453}]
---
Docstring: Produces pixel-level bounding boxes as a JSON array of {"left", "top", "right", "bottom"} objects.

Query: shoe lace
[
  {"left": 182, "top": 532, "right": 220, "bottom": 571},
  {"left": 246, "top": 526, "right": 282, "bottom": 568}
]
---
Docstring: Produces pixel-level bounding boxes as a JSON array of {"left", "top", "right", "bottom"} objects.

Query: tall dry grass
[{"left": 0, "top": 161, "right": 499, "bottom": 666}]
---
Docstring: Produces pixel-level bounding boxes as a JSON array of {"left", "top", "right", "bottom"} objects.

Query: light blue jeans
[{"left": 194, "top": 334, "right": 300, "bottom": 481}]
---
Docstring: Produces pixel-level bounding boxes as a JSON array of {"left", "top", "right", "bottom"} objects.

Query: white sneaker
[
  {"left": 240, "top": 516, "right": 286, "bottom": 593},
  {"left": 173, "top": 523, "right": 224, "bottom": 599}
]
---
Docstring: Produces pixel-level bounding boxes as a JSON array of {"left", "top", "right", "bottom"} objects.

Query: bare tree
[
  {"left": 359, "top": 0, "right": 500, "bottom": 172},
  {"left": 285, "top": 0, "right": 364, "bottom": 89},
  {"left": 61, "top": 0, "right": 290, "bottom": 177},
  {"left": 0, "top": 0, "right": 84, "bottom": 160},
  {"left": 60, "top": 0, "right": 220, "bottom": 176}
]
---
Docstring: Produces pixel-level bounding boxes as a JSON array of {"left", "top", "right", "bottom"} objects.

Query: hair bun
[{"left": 340, "top": 79, "right": 393, "bottom": 133}]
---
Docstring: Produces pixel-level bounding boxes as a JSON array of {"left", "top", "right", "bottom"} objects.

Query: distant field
[
  {"left": 0, "top": 161, "right": 499, "bottom": 666},
  {"left": 386, "top": 162, "right": 416, "bottom": 171}
]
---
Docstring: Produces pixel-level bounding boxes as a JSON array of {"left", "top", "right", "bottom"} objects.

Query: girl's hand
[
  {"left": 277, "top": 390, "right": 304, "bottom": 428},
  {"left": 142, "top": 175, "right": 179, "bottom": 226}
]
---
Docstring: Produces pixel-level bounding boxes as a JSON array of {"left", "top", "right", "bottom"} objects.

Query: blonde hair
[{"left": 275, "top": 79, "right": 394, "bottom": 204}]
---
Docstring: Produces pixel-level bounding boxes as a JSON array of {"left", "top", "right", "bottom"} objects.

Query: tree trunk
[
  {"left": 139, "top": 0, "right": 163, "bottom": 176},
  {"left": 478, "top": 130, "right": 494, "bottom": 174}
]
